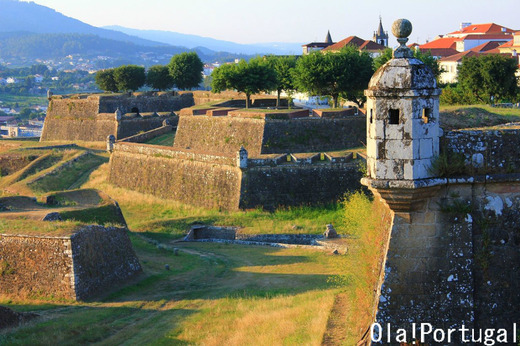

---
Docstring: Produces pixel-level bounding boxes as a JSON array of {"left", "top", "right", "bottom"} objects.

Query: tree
[
  {"left": 146, "top": 65, "right": 174, "bottom": 91},
  {"left": 168, "top": 52, "right": 203, "bottom": 90},
  {"left": 113, "top": 65, "right": 146, "bottom": 92},
  {"left": 211, "top": 57, "right": 277, "bottom": 108},
  {"left": 458, "top": 54, "right": 519, "bottom": 103},
  {"left": 95, "top": 68, "right": 118, "bottom": 92},
  {"left": 266, "top": 55, "right": 297, "bottom": 108},
  {"left": 293, "top": 46, "right": 374, "bottom": 108},
  {"left": 374, "top": 48, "right": 442, "bottom": 81}
]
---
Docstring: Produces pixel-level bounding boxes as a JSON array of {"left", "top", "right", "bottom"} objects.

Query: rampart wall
[
  {"left": 375, "top": 177, "right": 520, "bottom": 342},
  {"left": 0, "top": 226, "right": 141, "bottom": 300},
  {"left": 108, "top": 144, "right": 242, "bottom": 210},
  {"left": 173, "top": 115, "right": 366, "bottom": 156},
  {"left": 41, "top": 93, "right": 191, "bottom": 142},
  {"left": 108, "top": 143, "right": 363, "bottom": 210}
]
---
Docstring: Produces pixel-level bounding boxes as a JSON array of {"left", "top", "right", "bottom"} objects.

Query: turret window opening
[{"left": 388, "top": 109, "right": 400, "bottom": 125}]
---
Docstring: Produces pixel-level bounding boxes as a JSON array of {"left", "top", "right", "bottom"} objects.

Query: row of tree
[
  {"left": 96, "top": 47, "right": 519, "bottom": 107},
  {"left": 212, "top": 46, "right": 376, "bottom": 109},
  {"left": 95, "top": 52, "right": 203, "bottom": 92}
]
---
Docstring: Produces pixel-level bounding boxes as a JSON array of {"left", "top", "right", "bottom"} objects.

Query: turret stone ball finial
[
  {"left": 391, "top": 18, "right": 413, "bottom": 58},
  {"left": 391, "top": 18, "right": 412, "bottom": 39}
]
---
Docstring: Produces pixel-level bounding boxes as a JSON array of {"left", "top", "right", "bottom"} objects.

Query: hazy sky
[{"left": 21, "top": 0, "right": 519, "bottom": 45}]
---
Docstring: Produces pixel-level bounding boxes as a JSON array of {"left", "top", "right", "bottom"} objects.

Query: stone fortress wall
[
  {"left": 108, "top": 141, "right": 363, "bottom": 211},
  {"left": 40, "top": 92, "right": 193, "bottom": 142},
  {"left": 0, "top": 226, "right": 141, "bottom": 300}
]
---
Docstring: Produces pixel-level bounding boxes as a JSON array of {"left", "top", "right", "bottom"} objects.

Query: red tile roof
[
  {"left": 322, "top": 36, "right": 386, "bottom": 52},
  {"left": 498, "top": 39, "right": 515, "bottom": 48},
  {"left": 448, "top": 23, "right": 515, "bottom": 35},
  {"left": 420, "top": 37, "right": 458, "bottom": 49},
  {"left": 469, "top": 41, "right": 503, "bottom": 52},
  {"left": 419, "top": 48, "right": 459, "bottom": 58},
  {"left": 440, "top": 50, "right": 480, "bottom": 62},
  {"left": 462, "top": 34, "right": 512, "bottom": 40}
]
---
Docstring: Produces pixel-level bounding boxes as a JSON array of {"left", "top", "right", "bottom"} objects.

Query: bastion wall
[
  {"left": 40, "top": 93, "right": 192, "bottom": 142},
  {"left": 0, "top": 226, "right": 142, "bottom": 300}
]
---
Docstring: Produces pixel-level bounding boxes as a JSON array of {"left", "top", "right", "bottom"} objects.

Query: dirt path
[{"left": 321, "top": 292, "right": 349, "bottom": 345}]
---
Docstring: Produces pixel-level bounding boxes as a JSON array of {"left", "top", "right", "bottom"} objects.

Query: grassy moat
[{"left": 0, "top": 105, "right": 519, "bottom": 344}]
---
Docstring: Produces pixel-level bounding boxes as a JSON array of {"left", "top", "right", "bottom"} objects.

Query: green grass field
[{"left": 0, "top": 95, "right": 47, "bottom": 108}]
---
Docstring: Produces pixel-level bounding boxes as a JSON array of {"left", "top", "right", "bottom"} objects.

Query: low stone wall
[
  {"left": 312, "top": 108, "right": 358, "bottom": 118},
  {"left": 0, "top": 226, "right": 141, "bottom": 300},
  {"left": 0, "top": 234, "right": 75, "bottom": 299},
  {"left": 71, "top": 226, "right": 141, "bottom": 300},
  {"left": 443, "top": 128, "right": 520, "bottom": 174},
  {"left": 173, "top": 115, "right": 366, "bottom": 156}
]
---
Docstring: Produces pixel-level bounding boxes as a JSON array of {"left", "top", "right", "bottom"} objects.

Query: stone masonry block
[
  {"left": 385, "top": 139, "right": 413, "bottom": 159},
  {"left": 419, "top": 138, "right": 434, "bottom": 159}
]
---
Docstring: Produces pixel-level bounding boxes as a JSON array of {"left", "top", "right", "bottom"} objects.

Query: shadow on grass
[
  {"left": 0, "top": 305, "right": 195, "bottom": 345},
  {"left": 104, "top": 233, "right": 346, "bottom": 304}
]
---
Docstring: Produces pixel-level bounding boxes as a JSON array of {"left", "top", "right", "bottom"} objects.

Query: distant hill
[
  {"left": 103, "top": 25, "right": 304, "bottom": 55},
  {"left": 0, "top": 32, "right": 182, "bottom": 59},
  {"left": 0, "top": 32, "right": 250, "bottom": 66},
  {"left": 0, "top": 0, "right": 166, "bottom": 47}
]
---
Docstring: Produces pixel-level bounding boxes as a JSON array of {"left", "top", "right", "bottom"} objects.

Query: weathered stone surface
[
  {"left": 41, "top": 93, "right": 190, "bottom": 142},
  {"left": 324, "top": 224, "right": 338, "bottom": 239},
  {"left": 173, "top": 115, "right": 366, "bottom": 156},
  {"left": 0, "top": 226, "right": 141, "bottom": 301},
  {"left": 108, "top": 143, "right": 363, "bottom": 211},
  {"left": 41, "top": 212, "right": 62, "bottom": 221}
]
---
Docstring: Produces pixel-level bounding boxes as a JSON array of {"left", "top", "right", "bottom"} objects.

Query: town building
[
  {"left": 302, "top": 31, "right": 334, "bottom": 55},
  {"left": 373, "top": 16, "right": 389, "bottom": 47},
  {"left": 420, "top": 22, "right": 514, "bottom": 58},
  {"left": 322, "top": 36, "right": 386, "bottom": 57}
]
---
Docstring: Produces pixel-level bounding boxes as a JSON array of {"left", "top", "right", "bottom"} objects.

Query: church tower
[{"left": 373, "top": 16, "right": 389, "bottom": 47}]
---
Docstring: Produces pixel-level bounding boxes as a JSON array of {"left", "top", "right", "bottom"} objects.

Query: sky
[{"left": 20, "top": 0, "right": 520, "bottom": 46}]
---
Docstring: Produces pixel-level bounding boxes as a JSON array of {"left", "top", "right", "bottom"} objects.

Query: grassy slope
[
  {"left": 439, "top": 105, "right": 520, "bottom": 130},
  {"left": 145, "top": 132, "right": 176, "bottom": 146}
]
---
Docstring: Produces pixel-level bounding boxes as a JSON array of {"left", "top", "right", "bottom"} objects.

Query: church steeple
[
  {"left": 325, "top": 30, "right": 333, "bottom": 44},
  {"left": 373, "top": 16, "right": 389, "bottom": 47}
]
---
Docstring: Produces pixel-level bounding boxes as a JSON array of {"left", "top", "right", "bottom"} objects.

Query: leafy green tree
[
  {"left": 113, "top": 65, "right": 146, "bottom": 92},
  {"left": 168, "top": 52, "right": 203, "bottom": 90},
  {"left": 267, "top": 55, "right": 297, "bottom": 108},
  {"left": 95, "top": 68, "right": 118, "bottom": 92},
  {"left": 293, "top": 46, "right": 374, "bottom": 108},
  {"left": 146, "top": 65, "right": 174, "bottom": 91},
  {"left": 458, "top": 54, "right": 519, "bottom": 103},
  {"left": 373, "top": 48, "right": 393, "bottom": 70},
  {"left": 211, "top": 57, "right": 277, "bottom": 108},
  {"left": 374, "top": 48, "right": 442, "bottom": 81}
]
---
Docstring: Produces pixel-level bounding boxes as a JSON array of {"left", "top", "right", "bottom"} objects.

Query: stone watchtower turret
[{"left": 363, "top": 19, "right": 442, "bottom": 220}]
